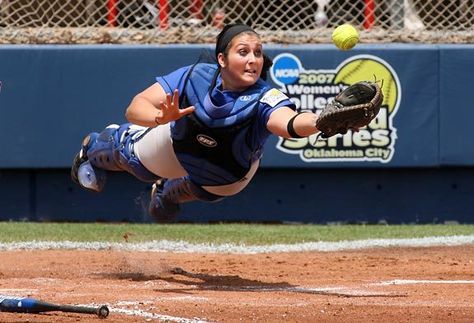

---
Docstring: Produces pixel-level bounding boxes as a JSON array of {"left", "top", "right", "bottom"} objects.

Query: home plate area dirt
[{"left": 0, "top": 246, "right": 473, "bottom": 322}]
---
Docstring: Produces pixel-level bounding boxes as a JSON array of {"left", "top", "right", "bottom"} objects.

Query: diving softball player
[{"left": 71, "top": 23, "right": 322, "bottom": 222}]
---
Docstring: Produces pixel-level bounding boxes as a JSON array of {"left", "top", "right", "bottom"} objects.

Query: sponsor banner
[
  {"left": 271, "top": 53, "right": 400, "bottom": 164},
  {"left": 261, "top": 48, "right": 440, "bottom": 168}
]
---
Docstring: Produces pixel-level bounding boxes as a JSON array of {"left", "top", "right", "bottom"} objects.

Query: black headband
[{"left": 215, "top": 24, "right": 255, "bottom": 60}]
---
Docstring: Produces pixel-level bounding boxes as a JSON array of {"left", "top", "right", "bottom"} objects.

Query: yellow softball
[{"left": 332, "top": 24, "right": 359, "bottom": 51}]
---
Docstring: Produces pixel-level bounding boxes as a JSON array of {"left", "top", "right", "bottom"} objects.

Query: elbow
[
  {"left": 124, "top": 96, "right": 140, "bottom": 122},
  {"left": 124, "top": 106, "right": 133, "bottom": 122},
  {"left": 124, "top": 107, "right": 134, "bottom": 123}
]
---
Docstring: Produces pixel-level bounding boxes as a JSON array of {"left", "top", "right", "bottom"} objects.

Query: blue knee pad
[
  {"left": 164, "top": 177, "right": 225, "bottom": 203},
  {"left": 87, "top": 123, "right": 159, "bottom": 183},
  {"left": 87, "top": 124, "right": 122, "bottom": 171}
]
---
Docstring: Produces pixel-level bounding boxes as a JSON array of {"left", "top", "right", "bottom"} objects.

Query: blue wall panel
[
  {"left": 1, "top": 168, "right": 473, "bottom": 224},
  {"left": 34, "top": 169, "right": 150, "bottom": 222},
  {"left": 0, "top": 170, "right": 31, "bottom": 218},
  {"left": 439, "top": 45, "right": 474, "bottom": 165}
]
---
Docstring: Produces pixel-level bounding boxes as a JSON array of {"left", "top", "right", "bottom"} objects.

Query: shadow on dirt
[{"left": 97, "top": 267, "right": 406, "bottom": 298}]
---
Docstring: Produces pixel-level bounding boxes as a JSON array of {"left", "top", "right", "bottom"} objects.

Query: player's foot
[
  {"left": 148, "top": 179, "right": 180, "bottom": 223},
  {"left": 71, "top": 133, "right": 106, "bottom": 192},
  {"left": 71, "top": 134, "right": 92, "bottom": 184}
]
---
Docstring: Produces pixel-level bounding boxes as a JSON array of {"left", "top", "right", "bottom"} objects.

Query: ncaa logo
[
  {"left": 271, "top": 53, "right": 302, "bottom": 86},
  {"left": 240, "top": 95, "right": 252, "bottom": 101},
  {"left": 196, "top": 134, "right": 217, "bottom": 147}
]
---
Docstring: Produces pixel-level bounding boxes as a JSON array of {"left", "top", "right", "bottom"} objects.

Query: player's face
[{"left": 219, "top": 33, "right": 264, "bottom": 92}]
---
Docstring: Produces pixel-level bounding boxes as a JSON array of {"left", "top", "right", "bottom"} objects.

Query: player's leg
[
  {"left": 149, "top": 176, "right": 224, "bottom": 223},
  {"left": 71, "top": 123, "right": 159, "bottom": 192},
  {"left": 149, "top": 161, "right": 260, "bottom": 222}
]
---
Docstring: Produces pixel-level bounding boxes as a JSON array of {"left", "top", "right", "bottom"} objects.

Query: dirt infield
[{"left": 0, "top": 245, "right": 473, "bottom": 322}]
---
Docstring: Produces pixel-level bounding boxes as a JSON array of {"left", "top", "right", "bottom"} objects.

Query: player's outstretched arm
[
  {"left": 125, "top": 84, "right": 195, "bottom": 127},
  {"left": 267, "top": 107, "right": 320, "bottom": 139}
]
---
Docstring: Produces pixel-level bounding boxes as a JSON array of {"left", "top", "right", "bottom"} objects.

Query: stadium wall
[{"left": 0, "top": 44, "right": 473, "bottom": 223}]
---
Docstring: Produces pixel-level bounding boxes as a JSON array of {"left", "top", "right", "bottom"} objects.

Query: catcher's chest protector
[{"left": 171, "top": 63, "right": 268, "bottom": 185}]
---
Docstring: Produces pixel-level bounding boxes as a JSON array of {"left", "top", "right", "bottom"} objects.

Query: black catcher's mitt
[{"left": 315, "top": 81, "right": 383, "bottom": 138}]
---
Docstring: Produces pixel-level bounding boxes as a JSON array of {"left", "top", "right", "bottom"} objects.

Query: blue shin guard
[
  {"left": 149, "top": 177, "right": 224, "bottom": 223},
  {"left": 71, "top": 124, "right": 123, "bottom": 192},
  {"left": 86, "top": 124, "right": 122, "bottom": 171},
  {"left": 72, "top": 124, "right": 159, "bottom": 192},
  {"left": 87, "top": 124, "right": 158, "bottom": 182}
]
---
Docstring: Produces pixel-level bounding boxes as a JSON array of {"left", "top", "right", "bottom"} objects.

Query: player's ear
[{"left": 217, "top": 53, "right": 226, "bottom": 68}]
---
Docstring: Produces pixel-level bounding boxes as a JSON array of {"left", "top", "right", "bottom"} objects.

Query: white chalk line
[
  {"left": 198, "top": 285, "right": 402, "bottom": 297},
  {"left": 109, "top": 307, "right": 209, "bottom": 323},
  {"left": 0, "top": 289, "right": 38, "bottom": 295},
  {"left": 0, "top": 235, "right": 473, "bottom": 253},
  {"left": 376, "top": 279, "right": 474, "bottom": 285}
]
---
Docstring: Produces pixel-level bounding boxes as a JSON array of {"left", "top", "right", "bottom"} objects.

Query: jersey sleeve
[
  {"left": 247, "top": 88, "right": 296, "bottom": 147},
  {"left": 155, "top": 65, "right": 192, "bottom": 94},
  {"left": 258, "top": 88, "right": 296, "bottom": 125}
]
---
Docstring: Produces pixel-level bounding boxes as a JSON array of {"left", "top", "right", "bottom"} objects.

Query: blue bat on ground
[{"left": 0, "top": 295, "right": 109, "bottom": 318}]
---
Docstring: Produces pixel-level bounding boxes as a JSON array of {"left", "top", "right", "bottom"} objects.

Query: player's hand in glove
[{"left": 315, "top": 81, "right": 383, "bottom": 138}]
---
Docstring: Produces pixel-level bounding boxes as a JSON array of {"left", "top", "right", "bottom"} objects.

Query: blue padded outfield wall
[{"left": 1, "top": 44, "right": 474, "bottom": 223}]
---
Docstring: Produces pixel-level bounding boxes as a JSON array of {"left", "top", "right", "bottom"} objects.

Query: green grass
[{"left": 1, "top": 222, "right": 474, "bottom": 245}]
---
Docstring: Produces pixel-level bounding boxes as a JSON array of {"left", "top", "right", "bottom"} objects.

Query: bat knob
[{"left": 97, "top": 305, "right": 109, "bottom": 319}]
